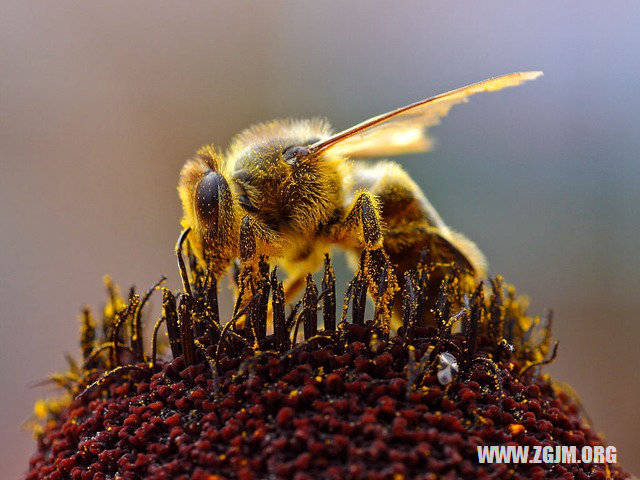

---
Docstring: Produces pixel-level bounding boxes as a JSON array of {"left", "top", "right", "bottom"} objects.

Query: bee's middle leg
[
  {"left": 331, "top": 191, "right": 398, "bottom": 327},
  {"left": 336, "top": 190, "right": 383, "bottom": 250}
]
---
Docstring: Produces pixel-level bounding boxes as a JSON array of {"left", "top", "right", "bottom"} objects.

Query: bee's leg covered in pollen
[
  {"left": 332, "top": 190, "right": 399, "bottom": 331},
  {"left": 340, "top": 191, "right": 384, "bottom": 250},
  {"left": 235, "top": 216, "right": 268, "bottom": 329},
  {"left": 239, "top": 215, "right": 284, "bottom": 262},
  {"left": 239, "top": 216, "right": 257, "bottom": 262}
]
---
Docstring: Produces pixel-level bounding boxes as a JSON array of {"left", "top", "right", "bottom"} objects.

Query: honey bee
[{"left": 178, "top": 71, "right": 542, "bottom": 327}]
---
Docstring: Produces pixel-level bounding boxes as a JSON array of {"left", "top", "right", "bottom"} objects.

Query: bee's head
[{"left": 178, "top": 145, "right": 241, "bottom": 277}]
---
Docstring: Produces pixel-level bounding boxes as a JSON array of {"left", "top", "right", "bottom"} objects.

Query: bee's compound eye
[{"left": 196, "top": 171, "right": 227, "bottom": 227}]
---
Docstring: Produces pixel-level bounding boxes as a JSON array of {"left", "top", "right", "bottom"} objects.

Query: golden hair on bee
[
  {"left": 177, "top": 71, "right": 542, "bottom": 329},
  {"left": 226, "top": 118, "right": 333, "bottom": 164}
]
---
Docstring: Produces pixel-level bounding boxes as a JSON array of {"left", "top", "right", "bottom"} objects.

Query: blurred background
[{"left": 1, "top": 1, "right": 639, "bottom": 477}]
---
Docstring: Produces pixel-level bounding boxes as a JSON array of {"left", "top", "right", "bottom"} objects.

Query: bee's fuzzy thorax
[{"left": 225, "top": 118, "right": 333, "bottom": 163}]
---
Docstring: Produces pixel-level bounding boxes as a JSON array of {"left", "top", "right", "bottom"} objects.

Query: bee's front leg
[
  {"left": 239, "top": 216, "right": 258, "bottom": 262},
  {"left": 239, "top": 215, "right": 283, "bottom": 263},
  {"left": 233, "top": 216, "right": 265, "bottom": 328}
]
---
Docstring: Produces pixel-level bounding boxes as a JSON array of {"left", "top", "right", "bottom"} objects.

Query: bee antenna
[{"left": 175, "top": 227, "right": 193, "bottom": 297}]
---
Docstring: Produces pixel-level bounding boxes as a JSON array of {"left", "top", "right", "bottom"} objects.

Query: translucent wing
[{"left": 308, "top": 71, "right": 542, "bottom": 158}]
